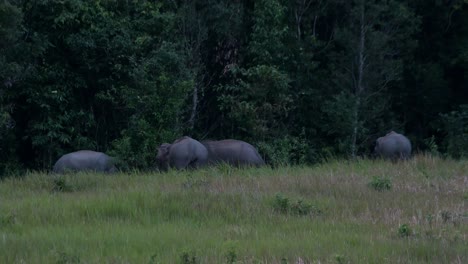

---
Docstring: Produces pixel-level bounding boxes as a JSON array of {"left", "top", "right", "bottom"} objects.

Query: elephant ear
[{"left": 376, "top": 137, "right": 383, "bottom": 147}]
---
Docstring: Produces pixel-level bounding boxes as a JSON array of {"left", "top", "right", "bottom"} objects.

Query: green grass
[{"left": 0, "top": 155, "right": 467, "bottom": 263}]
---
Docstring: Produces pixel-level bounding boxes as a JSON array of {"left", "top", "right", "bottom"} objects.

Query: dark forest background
[{"left": 1, "top": 0, "right": 467, "bottom": 175}]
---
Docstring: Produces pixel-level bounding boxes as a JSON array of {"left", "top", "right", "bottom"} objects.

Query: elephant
[
  {"left": 156, "top": 136, "right": 208, "bottom": 171},
  {"left": 374, "top": 131, "right": 412, "bottom": 161},
  {"left": 53, "top": 150, "right": 117, "bottom": 173},
  {"left": 201, "top": 139, "right": 265, "bottom": 167}
]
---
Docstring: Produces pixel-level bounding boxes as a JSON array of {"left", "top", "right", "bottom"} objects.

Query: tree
[
  {"left": 399, "top": 0, "right": 468, "bottom": 150},
  {"left": 8, "top": 0, "right": 192, "bottom": 170},
  {"left": 216, "top": 0, "right": 292, "bottom": 139},
  {"left": 322, "top": 0, "right": 419, "bottom": 157},
  {"left": 439, "top": 105, "right": 468, "bottom": 158},
  {"left": 0, "top": 1, "right": 25, "bottom": 175}
]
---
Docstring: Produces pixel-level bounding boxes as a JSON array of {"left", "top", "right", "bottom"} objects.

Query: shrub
[
  {"left": 180, "top": 250, "right": 198, "bottom": 264},
  {"left": 290, "top": 199, "right": 312, "bottom": 216},
  {"left": 273, "top": 193, "right": 322, "bottom": 216},
  {"left": 440, "top": 210, "right": 452, "bottom": 223},
  {"left": 148, "top": 254, "right": 160, "bottom": 264},
  {"left": 52, "top": 177, "right": 74, "bottom": 192},
  {"left": 273, "top": 193, "right": 290, "bottom": 214},
  {"left": 0, "top": 212, "right": 16, "bottom": 227},
  {"left": 423, "top": 135, "right": 440, "bottom": 156},
  {"left": 368, "top": 176, "right": 392, "bottom": 191},
  {"left": 334, "top": 254, "right": 346, "bottom": 264},
  {"left": 256, "top": 134, "right": 310, "bottom": 166},
  {"left": 56, "top": 252, "right": 81, "bottom": 264},
  {"left": 225, "top": 249, "right": 237, "bottom": 264},
  {"left": 439, "top": 105, "right": 468, "bottom": 158},
  {"left": 398, "top": 224, "right": 411, "bottom": 237}
]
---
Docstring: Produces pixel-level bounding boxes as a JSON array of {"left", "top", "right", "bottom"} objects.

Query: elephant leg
[
  {"left": 172, "top": 157, "right": 191, "bottom": 170},
  {"left": 188, "top": 158, "right": 203, "bottom": 169}
]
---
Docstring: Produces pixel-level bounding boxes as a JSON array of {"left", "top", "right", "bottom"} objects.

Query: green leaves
[
  {"left": 439, "top": 105, "right": 468, "bottom": 158},
  {"left": 249, "top": 0, "right": 288, "bottom": 65},
  {"left": 0, "top": 0, "right": 467, "bottom": 173},
  {"left": 0, "top": 0, "right": 192, "bottom": 170},
  {"left": 217, "top": 64, "right": 291, "bottom": 140}
]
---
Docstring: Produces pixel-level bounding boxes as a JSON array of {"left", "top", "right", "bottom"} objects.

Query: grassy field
[{"left": 0, "top": 155, "right": 467, "bottom": 263}]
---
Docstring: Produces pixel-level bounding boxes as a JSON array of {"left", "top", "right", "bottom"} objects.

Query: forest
[{"left": 1, "top": 0, "right": 467, "bottom": 175}]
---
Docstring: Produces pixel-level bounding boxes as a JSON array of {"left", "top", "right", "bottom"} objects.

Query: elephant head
[
  {"left": 156, "top": 137, "right": 208, "bottom": 171},
  {"left": 156, "top": 143, "right": 171, "bottom": 171}
]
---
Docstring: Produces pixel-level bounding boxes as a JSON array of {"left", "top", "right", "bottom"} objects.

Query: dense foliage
[{"left": 1, "top": 0, "right": 467, "bottom": 174}]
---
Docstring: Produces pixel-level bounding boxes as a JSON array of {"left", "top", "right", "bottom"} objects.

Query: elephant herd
[
  {"left": 52, "top": 131, "right": 412, "bottom": 174},
  {"left": 155, "top": 137, "right": 265, "bottom": 171}
]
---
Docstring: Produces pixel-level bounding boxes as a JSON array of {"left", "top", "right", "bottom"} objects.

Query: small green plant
[
  {"left": 180, "top": 250, "right": 198, "bottom": 264},
  {"left": 182, "top": 175, "right": 210, "bottom": 189},
  {"left": 425, "top": 214, "right": 434, "bottom": 225},
  {"left": 398, "top": 224, "right": 411, "bottom": 237},
  {"left": 273, "top": 194, "right": 321, "bottom": 216},
  {"left": 423, "top": 135, "right": 439, "bottom": 155},
  {"left": 52, "top": 177, "right": 74, "bottom": 192},
  {"left": 368, "top": 176, "right": 392, "bottom": 191},
  {"left": 273, "top": 193, "right": 290, "bottom": 214},
  {"left": 290, "top": 199, "right": 312, "bottom": 216},
  {"left": 440, "top": 210, "right": 452, "bottom": 223},
  {"left": 217, "top": 163, "right": 235, "bottom": 176},
  {"left": 225, "top": 249, "right": 237, "bottom": 264},
  {"left": 223, "top": 241, "right": 239, "bottom": 264},
  {"left": 0, "top": 212, "right": 16, "bottom": 227},
  {"left": 334, "top": 254, "right": 346, "bottom": 264},
  {"left": 463, "top": 192, "right": 468, "bottom": 200},
  {"left": 56, "top": 252, "right": 80, "bottom": 264},
  {"left": 148, "top": 254, "right": 160, "bottom": 264}
]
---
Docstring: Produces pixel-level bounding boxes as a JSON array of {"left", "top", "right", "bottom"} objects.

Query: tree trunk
[
  {"left": 351, "top": 1, "right": 366, "bottom": 158},
  {"left": 188, "top": 82, "right": 198, "bottom": 129}
]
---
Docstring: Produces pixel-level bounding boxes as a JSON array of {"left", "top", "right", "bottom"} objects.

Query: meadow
[{"left": 0, "top": 155, "right": 467, "bottom": 263}]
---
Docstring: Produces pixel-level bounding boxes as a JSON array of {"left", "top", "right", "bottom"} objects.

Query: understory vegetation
[{"left": 1, "top": 155, "right": 466, "bottom": 263}]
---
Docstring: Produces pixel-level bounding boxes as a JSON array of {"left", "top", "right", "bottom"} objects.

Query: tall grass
[{"left": 0, "top": 155, "right": 466, "bottom": 263}]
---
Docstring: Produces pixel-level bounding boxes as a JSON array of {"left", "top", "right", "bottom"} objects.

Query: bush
[
  {"left": 423, "top": 135, "right": 440, "bottom": 156},
  {"left": 398, "top": 224, "right": 411, "bottom": 237},
  {"left": 180, "top": 250, "right": 198, "bottom": 264},
  {"left": 52, "top": 177, "right": 74, "bottom": 192},
  {"left": 368, "top": 176, "right": 392, "bottom": 191},
  {"left": 290, "top": 199, "right": 316, "bottom": 216},
  {"left": 110, "top": 117, "right": 180, "bottom": 171},
  {"left": 272, "top": 193, "right": 290, "bottom": 214},
  {"left": 439, "top": 105, "right": 468, "bottom": 158},
  {"left": 222, "top": 241, "right": 240, "bottom": 264},
  {"left": 256, "top": 134, "right": 310, "bottom": 166},
  {"left": 0, "top": 212, "right": 16, "bottom": 227},
  {"left": 55, "top": 251, "right": 81, "bottom": 264},
  {"left": 272, "top": 193, "right": 322, "bottom": 216}
]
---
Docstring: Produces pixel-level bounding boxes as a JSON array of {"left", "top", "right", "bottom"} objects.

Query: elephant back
[
  {"left": 375, "top": 132, "right": 411, "bottom": 160},
  {"left": 202, "top": 139, "right": 265, "bottom": 166},
  {"left": 53, "top": 150, "right": 117, "bottom": 173}
]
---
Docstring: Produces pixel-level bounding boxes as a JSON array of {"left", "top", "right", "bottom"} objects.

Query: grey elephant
[
  {"left": 156, "top": 136, "right": 208, "bottom": 171},
  {"left": 374, "top": 131, "right": 412, "bottom": 161},
  {"left": 53, "top": 150, "right": 117, "bottom": 173},
  {"left": 201, "top": 139, "right": 265, "bottom": 167}
]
